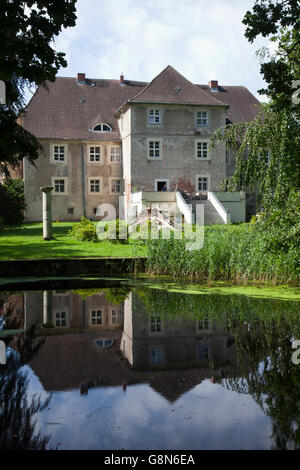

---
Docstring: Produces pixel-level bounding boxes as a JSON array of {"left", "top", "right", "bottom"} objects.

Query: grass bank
[{"left": 0, "top": 223, "right": 146, "bottom": 260}]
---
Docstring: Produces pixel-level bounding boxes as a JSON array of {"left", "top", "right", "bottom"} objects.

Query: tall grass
[{"left": 145, "top": 224, "right": 299, "bottom": 283}]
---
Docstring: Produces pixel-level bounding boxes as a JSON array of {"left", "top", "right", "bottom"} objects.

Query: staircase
[{"left": 189, "top": 200, "right": 226, "bottom": 225}]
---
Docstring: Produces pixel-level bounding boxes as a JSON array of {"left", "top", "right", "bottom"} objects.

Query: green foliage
[
  {"left": 145, "top": 223, "right": 299, "bottom": 282},
  {"left": 67, "top": 217, "right": 97, "bottom": 242},
  {"left": 211, "top": 104, "right": 300, "bottom": 212},
  {"left": 100, "top": 219, "right": 129, "bottom": 244},
  {"left": 103, "top": 288, "right": 130, "bottom": 305},
  {"left": 0, "top": 0, "right": 77, "bottom": 176},
  {"left": 243, "top": 0, "right": 300, "bottom": 111},
  {"left": 0, "top": 179, "right": 25, "bottom": 229}
]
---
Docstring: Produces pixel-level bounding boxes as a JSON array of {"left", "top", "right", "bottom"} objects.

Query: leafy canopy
[{"left": 0, "top": 0, "right": 77, "bottom": 175}]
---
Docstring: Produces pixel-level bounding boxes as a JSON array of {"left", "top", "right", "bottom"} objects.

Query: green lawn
[{"left": 0, "top": 223, "right": 147, "bottom": 260}]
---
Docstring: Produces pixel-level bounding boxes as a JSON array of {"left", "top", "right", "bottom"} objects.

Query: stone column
[
  {"left": 43, "top": 290, "right": 53, "bottom": 326},
  {"left": 40, "top": 186, "right": 53, "bottom": 240}
]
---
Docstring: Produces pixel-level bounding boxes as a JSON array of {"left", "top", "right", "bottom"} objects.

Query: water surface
[{"left": 0, "top": 285, "right": 299, "bottom": 450}]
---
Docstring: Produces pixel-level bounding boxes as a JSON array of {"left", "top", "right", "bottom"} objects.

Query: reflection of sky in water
[{"left": 24, "top": 366, "right": 272, "bottom": 450}]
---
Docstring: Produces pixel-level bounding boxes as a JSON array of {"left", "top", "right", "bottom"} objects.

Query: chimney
[
  {"left": 77, "top": 73, "right": 86, "bottom": 84},
  {"left": 120, "top": 72, "right": 125, "bottom": 86},
  {"left": 208, "top": 80, "right": 218, "bottom": 91}
]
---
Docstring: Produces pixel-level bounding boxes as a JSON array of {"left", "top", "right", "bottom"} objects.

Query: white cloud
[{"left": 53, "top": 0, "right": 272, "bottom": 100}]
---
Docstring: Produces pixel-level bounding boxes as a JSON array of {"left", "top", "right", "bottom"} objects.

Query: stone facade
[
  {"left": 119, "top": 103, "right": 227, "bottom": 202},
  {"left": 24, "top": 139, "right": 122, "bottom": 221}
]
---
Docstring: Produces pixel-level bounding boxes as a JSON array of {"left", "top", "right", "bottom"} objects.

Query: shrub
[
  {"left": 98, "top": 219, "right": 129, "bottom": 244},
  {"left": 67, "top": 217, "right": 97, "bottom": 242},
  {"left": 0, "top": 179, "right": 25, "bottom": 230}
]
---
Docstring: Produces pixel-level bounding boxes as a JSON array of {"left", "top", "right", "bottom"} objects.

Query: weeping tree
[
  {"left": 211, "top": 0, "right": 300, "bottom": 213},
  {"left": 211, "top": 104, "right": 300, "bottom": 212}
]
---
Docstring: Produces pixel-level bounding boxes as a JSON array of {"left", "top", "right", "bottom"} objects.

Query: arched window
[{"left": 93, "top": 123, "right": 113, "bottom": 132}]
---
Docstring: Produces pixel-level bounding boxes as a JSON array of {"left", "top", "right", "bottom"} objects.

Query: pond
[{"left": 0, "top": 283, "right": 299, "bottom": 450}]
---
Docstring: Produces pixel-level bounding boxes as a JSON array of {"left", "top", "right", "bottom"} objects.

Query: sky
[{"left": 52, "top": 0, "right": 275, "bottom": 102}]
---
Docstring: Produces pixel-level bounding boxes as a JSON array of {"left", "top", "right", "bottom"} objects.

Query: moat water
[{"left": 0, "top": 283, "right": 299, "bottom": 450}]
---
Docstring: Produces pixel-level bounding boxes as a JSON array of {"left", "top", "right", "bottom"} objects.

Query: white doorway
[{"left": 155, "top": 179, "right": 169, "bottom": 191}]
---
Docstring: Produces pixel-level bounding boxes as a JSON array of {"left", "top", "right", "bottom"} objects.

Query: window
[
  {"left": 89, "top": 179, "right": 101, "bottom": 193},
  {"left": 95, "top": 339, "right": 114, "bottom": 348},
  {"left": 148, "top": 140, "right": 161, "bottom": 159},
  {"left": 92, "top": 123, "right": 113, "bottom": 132},
  {"left": 196, "top": 111, "right": 209, "bottom": 127},
  {"left": 91, "top": 309, "right": 102, "bottom": 325},
  {"left": 198, "top": 314, "right": 209, "bottom": 330},
  {"left": 111, "top": 309, "right": 123, "bottom": 324},
  {"left": 68, "top": 208, "right": 74, "bottom": 215},
  {"left": 148, "top": 109, "right": 161, "bottom": 124},
  {"left": 111, "top": 179, "right": 121, "bottom": 194},
  {"left": 259, "top": 149, "right": 271, "bottom": 165},
  {"left": 150, "top": 317, "right": 162, "bottom": 332},
  {"left": 54, "top": 179, "right": 65, "bottom": 193},
  {"left": 196, "top": 140, "right": 209, "bottom": 159},
  {"left": 110, "top": 147, "right": 121, "bottom": 163},
  {"left": 89, "top": 146, "right": 101, "bottom": 162},
  {"left": 197, "top": 177, "right": 208, "bottom": 191},
  {"left": 56, "top": 311, "right": 66, "bottom": 327},
  {"left": 53, "top": 145, "right": 65, "bottom": 161},
  {"left": 198, "top": 344, "right": 209, "bottom": 360},
  {"left": 150, "top": 347, "right": 164, "bottom": 365}
]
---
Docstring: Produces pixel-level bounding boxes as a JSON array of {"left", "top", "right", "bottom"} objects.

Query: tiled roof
[
  {"left": 196, "top": 84, "right": 260, "bottom": 124},
  {"left": 22, "top": 77, "right": 147, "bottom": 141},
  {"left": 126, "top": 65, "right": 226, "bottom": 107},
  {"left": 22, "top": 66, "right": 260, "bottom": 140}
]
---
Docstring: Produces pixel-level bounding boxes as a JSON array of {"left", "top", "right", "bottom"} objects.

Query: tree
[
  {"left": 211, "top": 0, "right": 300, "bottom": 213},
  {"left": 0, "top": 0, "right": 77, "bottom": 176},
  {"left": 0, "top": 178, "right": 26, "bottom": 229},
  {"left": 243, "top": 0, "right": 300, "bottom": 111}
]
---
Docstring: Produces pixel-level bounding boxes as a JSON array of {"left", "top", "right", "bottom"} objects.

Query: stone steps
[{"left": 190, "top": 200, "right": 225, "bottom": 225}]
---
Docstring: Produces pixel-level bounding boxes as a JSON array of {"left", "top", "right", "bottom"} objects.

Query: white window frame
[
  {"left": 88, "top": 177, "right": 102, "bottom": 195},
  {"left": 195, "top": 139, "right": 210, "bottom": 160},
  {"left": 51, "top": 177, "right": 68, "bottom": 195},
  {"left": 110, "top": 178, "right": 121, "bottom": 195},
  {"left": 197, "top": 314, "right": 210, "bottom": 331},
  {"left": 147, "top": 139, "right": 162, "bottom": 160},
  {"left": 50, "top": 143, "right": 67, "bottom": 163},
  {"left": 259, "top": 148, "right": 271, "bottom": 165},
  {"left": 110, "top": 146, "right": 121, "bottom": 163},
  {"left": 195, "top": 110, "right": 210, "bottom": 128},
  {"left": 88, "top": 145, "right": 102, "bottom": 163},
  {"left": 55, "top": 310, "right": 67, "bottom": 327},
  {"left": 148, "top": 108, "right": 161, "bottom": 125},
  {"left": 154, "top": 178, "right": 169, "bottom": 191},
  {"left": 90, "top": 308, "right": 103, "bottom": 326},
  {"left": 150, "top": 316, "right": 163, "bottom": 333},
  {"left": 196, "top": 174, "right": 210, "bottom": 192},
  {"left": 91, "top": 123, "right": 113, "bottom": 132},
  {"left": 111, "top": 308, "right": 123, "bottom": 325}
]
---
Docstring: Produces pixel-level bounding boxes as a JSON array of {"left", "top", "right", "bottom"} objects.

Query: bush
[
  {"left": 0, "top": 179, "right": 25, "bottom": 230},
  {"left": 98, "top": 219, "right": 129, "bottom": 244},
  {"left": 67, "top": 217, "right": 97, "bottom": 242}
]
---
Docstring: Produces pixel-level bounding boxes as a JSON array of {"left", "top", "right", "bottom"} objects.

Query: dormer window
[{"left": 92, "top": 123, "right": 113, "bottom": 132}]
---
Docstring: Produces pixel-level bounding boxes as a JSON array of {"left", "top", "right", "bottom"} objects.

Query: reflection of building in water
[
  {"left": 121, "top": 293, "right": 229, "bottom": 370},
  {"left": 6, "top": 289, "right": 236, "bottom": 403},
  {"left": 1, "top": 294, "right": 24, "bottom": 329},
  {"left": 24, "top": 290, "right": 124, "bottom": 331}
]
